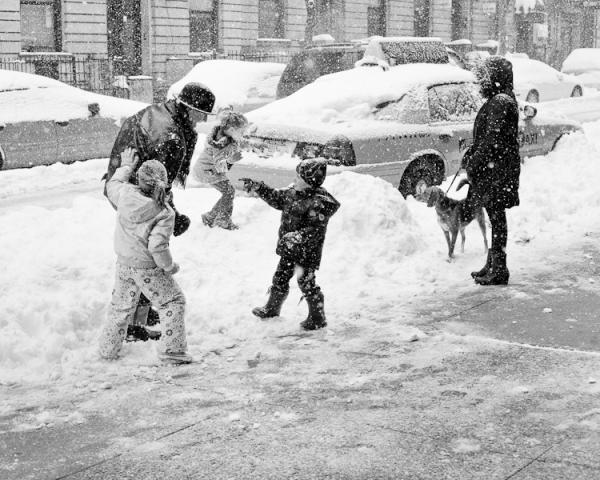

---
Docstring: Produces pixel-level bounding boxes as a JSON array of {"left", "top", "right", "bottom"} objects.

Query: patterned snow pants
[{"left": 98, "top": 263, "right": 187, "bottom": 359}]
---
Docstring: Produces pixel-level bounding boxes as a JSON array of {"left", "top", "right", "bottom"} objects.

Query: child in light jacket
[
  {"left": 98, "top": 148, "right": 191, "bottom": 364},
  {"left": 194, "top": 110, "right": 249, "bottom": 230}
]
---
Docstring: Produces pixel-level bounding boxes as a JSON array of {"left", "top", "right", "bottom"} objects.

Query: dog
[{"left": 418, "top": 186, "right": 488, "bottom": 259}]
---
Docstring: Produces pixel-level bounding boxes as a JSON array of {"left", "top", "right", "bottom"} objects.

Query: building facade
[{"left": 0, "top": 0, "right": 515, "bottom": 90}]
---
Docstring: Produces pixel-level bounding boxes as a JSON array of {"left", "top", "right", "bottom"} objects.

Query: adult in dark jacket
[
  {"left": 104, "top": 82, "right": 215, "bottom": 339},
  {"left": 463, "top": 56, "right": 521, "bottom": 285},
  {"left": 241, "top": 159, "right": 340, "bottom": 330}
]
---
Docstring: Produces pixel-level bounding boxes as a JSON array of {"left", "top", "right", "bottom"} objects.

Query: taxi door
[{"left": 426, "top": 83, "right": 479, "bottom": 177}]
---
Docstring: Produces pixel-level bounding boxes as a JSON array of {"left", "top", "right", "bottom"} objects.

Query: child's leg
[
  {"left": 138, "top": 267, "right": 187, "bottom": 354},
  {"left": 98, "top": 264, "right": 141, "bottom": 359},
  {"left": 252, "top": 257, "right": 294, "bottom": 318},
  {"left": 209, "top": 179, "right": 235, "bottom": 220},
  {"left": 297, "top": 267, "right": 327, "bottom": 330}
]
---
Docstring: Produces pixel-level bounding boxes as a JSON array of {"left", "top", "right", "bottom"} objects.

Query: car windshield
[
  {"left": 372, "top": 82, "right": 482, "bottom": 124},
  {"left": 428, "top": 82, "right": 482, "bottom": 122}
]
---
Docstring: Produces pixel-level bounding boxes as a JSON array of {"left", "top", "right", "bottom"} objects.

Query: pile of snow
[
  {"left": 167, "top": 60, "right": 285, "bottom": 113},
  {"left": 249, "top": 63, "right": 474, "bottom": 125},
  {"left": 3, "top": 117, "right": 600, "bottom": 385},
  {"left": 561, "top": 48, "right": 600, "bottom": 74},
  {"left": 0, "top": 69, "right": 146, "bottom": 124}
]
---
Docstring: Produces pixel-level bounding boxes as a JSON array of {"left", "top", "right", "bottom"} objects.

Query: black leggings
[
  {"left": 272, "top": 257, "right": 321, "bottom": 298},
  {"left": 486, "top": 207, "right": 507, "bottom": 252}
]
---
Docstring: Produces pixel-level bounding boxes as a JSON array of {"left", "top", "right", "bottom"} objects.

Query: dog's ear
[{"left": 426, "top": 187, "right": 440, "bottom": 208}]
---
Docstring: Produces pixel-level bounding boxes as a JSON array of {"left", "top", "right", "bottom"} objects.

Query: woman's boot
[
  {"left": 471, "top": 250, "right": 492, "bottom": 279},
  {"left": 252, "top": 286, "right": 289, "bottom": 318},
  {"left": 300, "top": 292, "right": 327, "bottom": 330},
  {"left": 474, "top": 251, "right": 509, "bottom": 286}
]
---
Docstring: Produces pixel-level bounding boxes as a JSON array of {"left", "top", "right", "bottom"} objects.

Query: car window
[
  {"left": 428, "top": 83, "right": 480, "bottom": 123},
  {"left": 373, "top": 87, "right": 429, "bottom": 124}
]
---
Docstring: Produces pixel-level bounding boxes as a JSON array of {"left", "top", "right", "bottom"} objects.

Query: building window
[
  {"left": 259, "top": 0, "right": 284, "bottom": 38},
  {"left": 414, "top": 0, "right": 430, "bottom": 37},
  {"left": 368, "top": 0, "right": 386, "bottom": 37},
  {"left": 20, "top": 0, "right": 61, "bottom": 52},
  {"left": 190, "top": 0, "right": 218, "bottom": 51}
]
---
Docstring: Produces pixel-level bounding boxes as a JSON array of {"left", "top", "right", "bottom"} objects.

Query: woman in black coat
[{"left": 463, "top": 56, "right": 521, "bottom": 285}]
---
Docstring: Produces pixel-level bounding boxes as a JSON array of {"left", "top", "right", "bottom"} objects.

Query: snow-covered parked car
[
  {"left": 561, "top": 48, "right": 600, "bottom": 90},
  {"left": 168, "top": 59, "right": 285, "bottom": 113},
  {"left": 229, "top": 63, "right": 581, "bottom": 197},
  {"left": 510, "top": 55, "right": 583, "bottom": 103},
  {"left": 0, "top": 69, "right": 146, "bottom": 170}
]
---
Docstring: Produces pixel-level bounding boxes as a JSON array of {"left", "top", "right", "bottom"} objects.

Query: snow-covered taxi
[{"left": 232, "top": 62, "right": 581, "bottom": 197}]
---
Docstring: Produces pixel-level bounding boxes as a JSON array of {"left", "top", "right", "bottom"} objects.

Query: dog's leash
[{"left": 445, "top": 168, "right": 461, "bottom": 195}]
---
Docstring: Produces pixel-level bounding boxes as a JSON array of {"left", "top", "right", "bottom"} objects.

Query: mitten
[
  {"left": 164, "top": 263, "right": 180, "bottom": 275},
  {"left": 240, "top": 178, "right": 259, "bottom": 193}
]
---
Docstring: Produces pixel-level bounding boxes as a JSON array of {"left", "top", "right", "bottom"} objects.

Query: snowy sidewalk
[{"left": 2, "top": 242, "right": 600, "bottom": 479}]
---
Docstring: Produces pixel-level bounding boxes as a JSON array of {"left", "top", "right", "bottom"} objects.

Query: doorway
[{"left": 107, "top": 0, "right": 142, "bottom": 76}]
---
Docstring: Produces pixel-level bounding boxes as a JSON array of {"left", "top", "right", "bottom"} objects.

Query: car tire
[
  {"left": 571, "top": 86, "right": 583, "bottom": 97},
  {"left": 399, "top": 159, "right": 441, "bottom": 199},
  {"left": 525, "top": 90, "right": 539, "bottom": 103}
]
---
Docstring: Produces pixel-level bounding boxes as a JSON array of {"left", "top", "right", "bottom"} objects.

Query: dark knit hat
[
  {"left": 177, "top": 82, "right": 215, "bottom": 113},
  {"left": 296, "top": 158, "right": 327, "bottom": 188}
]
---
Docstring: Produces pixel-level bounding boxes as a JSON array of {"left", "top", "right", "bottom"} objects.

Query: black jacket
[
  {"left": 255, "top": 183, "right": 340, "bottom": 269},
  {"left": 105, "top": 100, "right": 197, "bottom": 188},
  {"left": 465, "top": 57, "right": 521, "bottom": 210}
]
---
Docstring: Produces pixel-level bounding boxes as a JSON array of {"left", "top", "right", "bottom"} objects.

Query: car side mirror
[
  {"left": 88, "top": 103, "right": 100, "bottom": 117},
  {"left": 523, "top": 105, "right": 537, "bottom": 119}
]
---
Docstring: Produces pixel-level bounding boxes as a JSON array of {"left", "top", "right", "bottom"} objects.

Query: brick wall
[
  {"left": 151, "top": 0, "right": 190, "bottom": 83},
  {"left": 62, "top": 0, "right": 108, "bottom": 54},
  {"left": 387, "top": 0, "right": 415, "bottom": 36},
  {"left": 0, "top": 0, "right": 20, "bottom": 55}
]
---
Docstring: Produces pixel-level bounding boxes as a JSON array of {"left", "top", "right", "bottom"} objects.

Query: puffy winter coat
[
  {"left": 255, "top": 183, "right": 340, "bottom": 269},
  {"left": 193, "top": 126, "right": 243, "bottom": 185},
  {"left": 105, "top": 100, "right": 197, "bottom": 190},
  {"left": 465, "top": 57, "right": 521, "bottom": 210},
  {"left": 106, "top": 165, "right": 176, "bottom": 271}
]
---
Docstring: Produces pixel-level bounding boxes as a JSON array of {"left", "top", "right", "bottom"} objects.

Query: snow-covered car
[
  {"left": 0, "top": 70, "right": 146, "bottom": 170},
  {"left": 230, "top": 63, "right": 581, "bottom": 197},
  {"left": 168, "top": 59, "right": 285, "bottom": 113},
  {"left": 561, "top": 48, "right": 600, "bottom": 90},
  {"left": 510, "top": 56, "right": 583, "bottom": 103}
]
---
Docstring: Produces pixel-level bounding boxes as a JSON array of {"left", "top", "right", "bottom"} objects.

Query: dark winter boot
[
  {"left": 300, "top": 292, "right": 327, "bottom": 330},
  {"left": 471, "top": 250, "right": 492, "bottom": 279},
  {"left": 252, "top": 287, "right": 289, "bottom": 318},
  {"left": 474, "top": 251, "right": 509, "bottom": 286}
]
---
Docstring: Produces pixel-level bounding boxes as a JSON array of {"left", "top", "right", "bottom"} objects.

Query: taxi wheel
[
  {"left": 571, "top": 86, "right": 582, "bottom": 97},
  {"left": 399, "top": 165, "right": 436, "bottom": 199}
]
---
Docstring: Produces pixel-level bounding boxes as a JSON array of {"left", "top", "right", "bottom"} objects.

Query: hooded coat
[
  {"left": 254, "top": 183, "right": 340, "bottom": 269},
  {"left": 105, "top": 100, "right": 197, "bottom": 190},
  {"left": 106, "top": 165, "right": 175, "bottom": 271},
  {"left": 464, "top": 56, "right": 521, "bottom": 210}
]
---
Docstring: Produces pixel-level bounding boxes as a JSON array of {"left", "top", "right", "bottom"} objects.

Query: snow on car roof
[
  {"left": 0, "top": 69, "right": 146, "bottom": 124},
  {"left": 167, "top": 59, "right": 286, "bottom": 111},
  {"left": 562, "top": 48, "right": 600, "bottom": 74},
  {"left": 510, "top": 56, "right": 560, "bottom": 83},
  {"left": 248, "top": 63, "right": 475, "bottom": 126}
]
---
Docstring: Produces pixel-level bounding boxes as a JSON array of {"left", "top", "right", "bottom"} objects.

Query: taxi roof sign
[{"left": 363, "top": 36, "right": 449, "bottom": 66}]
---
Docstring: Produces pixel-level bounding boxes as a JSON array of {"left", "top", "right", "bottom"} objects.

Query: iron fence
[{"left": 0, "top": 50, "right": 295, "bottom": 99}]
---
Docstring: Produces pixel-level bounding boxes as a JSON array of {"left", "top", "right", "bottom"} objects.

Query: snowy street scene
[{"left": 2, "top": 2, "right": 600, "bottom": 479}]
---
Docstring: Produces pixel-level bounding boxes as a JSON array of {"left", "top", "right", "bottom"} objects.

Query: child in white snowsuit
[
  {"left": 98, "top": 150, "right": 191, "bottom": 364},
  {"left": 194, "top": 110, "right": 249, "bottom": 230}
]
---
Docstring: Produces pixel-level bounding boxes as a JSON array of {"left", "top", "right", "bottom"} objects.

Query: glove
[
  {"left": 456, "top": 178, "right": 471, "bottom": 191},
  {"left": 173, "top": 212, "right": 191, "bottom": 237},
  {"left": 120, "top": 147, "right": 140, "bottom": 169},
  {"left": 240, "top": 177, "right": 259, "bottom": 193},
  {"left": 282, "top": 231, "right": 302, "bottom": 249},
  {"left": 164, "top": 263, "right": 180, "bottom": 275}
]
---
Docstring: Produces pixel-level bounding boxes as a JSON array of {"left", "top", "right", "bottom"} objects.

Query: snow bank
[
  {"left": 3, "top": 117, "right": 600, "bottom": 385},
  {"left": 167, "top": 60, "right": 285, "bottom": 112}
]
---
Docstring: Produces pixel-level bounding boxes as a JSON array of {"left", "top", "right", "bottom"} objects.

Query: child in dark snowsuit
[
  {"left": 241, "top": 159, "right": 340, "bottom": 330},
  {"left": 194, "top": 110, "right": 249, "bottom": 230}
]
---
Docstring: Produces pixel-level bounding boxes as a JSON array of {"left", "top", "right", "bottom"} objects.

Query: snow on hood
[
  {"left": 167, "top": 59, "right": 286, "bottom": 111},
  {"left": 0, "top": 70, "right": 146, "bottom": 124},
  {"left": 562, "top": 48, "right": 600, "bottom": 74},
  {"left": 248, "top": 63, "right": 474, "bottom": 126}
]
